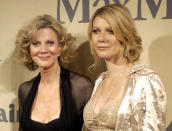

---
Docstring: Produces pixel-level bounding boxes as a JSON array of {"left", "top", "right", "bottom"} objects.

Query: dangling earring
[
  {"left": 58, "top": 46, "right": 61, "bottom": 57},
  {"left": 124, "top": 51, "right": 127, "bottom": 58},
  {"left": 123, "top": 46, "right": 127, "bottom": 58},
  {"left": 58, "top": 52, "right": 60, "bottom": 57}
]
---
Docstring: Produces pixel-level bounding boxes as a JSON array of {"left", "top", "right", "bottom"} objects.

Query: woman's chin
[
  {"left": 97, "top": 53, "right": 113, "bottom": 60},
  {"left": 38, "top": 64, "right": 52, "bottom": 70}
]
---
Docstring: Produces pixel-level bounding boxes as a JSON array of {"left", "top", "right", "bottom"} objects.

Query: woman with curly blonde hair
[
  {"left": 15, "top": 14, "right": 93, "bottom": 131},
  {"left": 83, "top": 4, "right": 166, "bottom": 131}
]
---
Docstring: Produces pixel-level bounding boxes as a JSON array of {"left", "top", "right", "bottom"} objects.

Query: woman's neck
[
  {"left": 39, "top": 62, "right": 61, "bottom": 88},
  {"left": 105, "top": 57, "right": 132, "bottom": 77}
]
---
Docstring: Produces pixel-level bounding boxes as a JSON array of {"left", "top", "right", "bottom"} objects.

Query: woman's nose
[
  {"left": 98, "top": 32, "right": 106, "bottom": 42},
  {"left": 40, "top": 44, "right": 47, "bottom": 53}
]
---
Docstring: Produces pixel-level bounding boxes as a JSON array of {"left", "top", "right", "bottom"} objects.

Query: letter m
[
  {"left": 57, "top": 0, "right": 80, "bottom": 23},
  {"left": 146, "top": 0, "right": 162, "bottom": 18}
]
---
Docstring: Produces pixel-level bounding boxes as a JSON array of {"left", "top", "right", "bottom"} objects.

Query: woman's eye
[
  {"left": 107, "top": 29, "right": 114, "bottom": 34},
  {"left": 32, "top": 42, "right": 39, "bottom": 46},
  {"left": 92, "top": 29, "right": 99, "bottom": 34},
  {"left": 47, "top": 41, "right": 54, "bottom": 45}
]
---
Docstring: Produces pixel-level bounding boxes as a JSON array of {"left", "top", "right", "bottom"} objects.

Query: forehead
[
  {"left": 33, "top": 28, "right": 58, "bottom": 38},
  {"left": 36, "top": 27, "right": 56, "bottom": 34},
  {"left": 93, "top": 16, "right": 111, "bottom": 28}
]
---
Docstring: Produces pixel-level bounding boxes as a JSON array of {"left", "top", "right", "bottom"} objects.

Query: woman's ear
[
  {"left": 58, "top": 44, "right": 63, "bottom": 56},
  {"left": 59, "top": 45, "right": 63, "bottom": 53},
  {"left": 59, "top": 41, "right": 64, "bottom": 51}
]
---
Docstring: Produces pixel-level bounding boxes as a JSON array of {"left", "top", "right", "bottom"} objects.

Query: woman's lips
[
  {"left": 97, "top": 46, "right": 109, "bottom": 50},
  {"left": 38, "top": 56, "right": 50, "bottom": 60}
]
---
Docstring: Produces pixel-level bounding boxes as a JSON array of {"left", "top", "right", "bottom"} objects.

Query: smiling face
[
  {"left": 30, "top": 28, "right": 61, "bottom": 70},
  {"left": 91, "top": 16, "right": 123, "bottom": 61}
]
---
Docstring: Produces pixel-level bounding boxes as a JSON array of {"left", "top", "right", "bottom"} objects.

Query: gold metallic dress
[{"left": 83, "top": 64, "right": 167, "bottom": 131}]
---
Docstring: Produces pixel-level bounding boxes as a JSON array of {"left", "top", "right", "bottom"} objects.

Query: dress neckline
[
  {"left": 28, "top": 72, "right": 64, "bottom": 124},
  {"left": 21, "top": 67, "right": 79, "bottom": 130}
]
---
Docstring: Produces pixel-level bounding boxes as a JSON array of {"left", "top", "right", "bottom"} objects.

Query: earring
[
  {"left": 58, "top": 52, "right": 60, "bottom": 57},
  {"left": 124, "top": 51, "right": 127, "bottom": 58}
]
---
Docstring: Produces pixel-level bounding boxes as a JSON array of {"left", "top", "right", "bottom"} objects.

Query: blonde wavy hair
[
  {"left": 88, "top": 4, "right": 143, "bottom": 67},
  {"left": 15, "top": 14, "right": 75, "bottom": 71}
]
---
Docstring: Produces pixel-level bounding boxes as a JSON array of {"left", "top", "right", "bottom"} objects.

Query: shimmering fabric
[
  {"left": 83, "top": 64, "right": 167, "bottom": 131},
  {"left": 83, "top": 91, "right": 121, "bottom": 131}
]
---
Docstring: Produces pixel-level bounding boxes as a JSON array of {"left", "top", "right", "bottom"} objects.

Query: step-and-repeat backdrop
[{"left": 0, "top": 0, "right": 172, "bottom": 130}]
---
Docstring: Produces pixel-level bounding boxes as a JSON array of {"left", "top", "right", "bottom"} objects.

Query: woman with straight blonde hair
[{"left": 82, "top": 4, "right": 166, "bottom": 131}]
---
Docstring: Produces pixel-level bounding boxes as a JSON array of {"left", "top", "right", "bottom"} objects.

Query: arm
[
  {"left": 70, "top": 72, "right": 93, "bottom": 111},
  {"left": 142, "top": 73, "right": 167, "bottom": 131},
  {"left": 70, "top": 72, "right": 93, "bottom": 130},
  {"left": 17, "top": 77, "right": 35, "bottom": 131}
]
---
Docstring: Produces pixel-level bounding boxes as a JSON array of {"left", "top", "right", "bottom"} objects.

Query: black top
[{"left": 18, "top": 67, "right": 93, "bottom": 131}]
